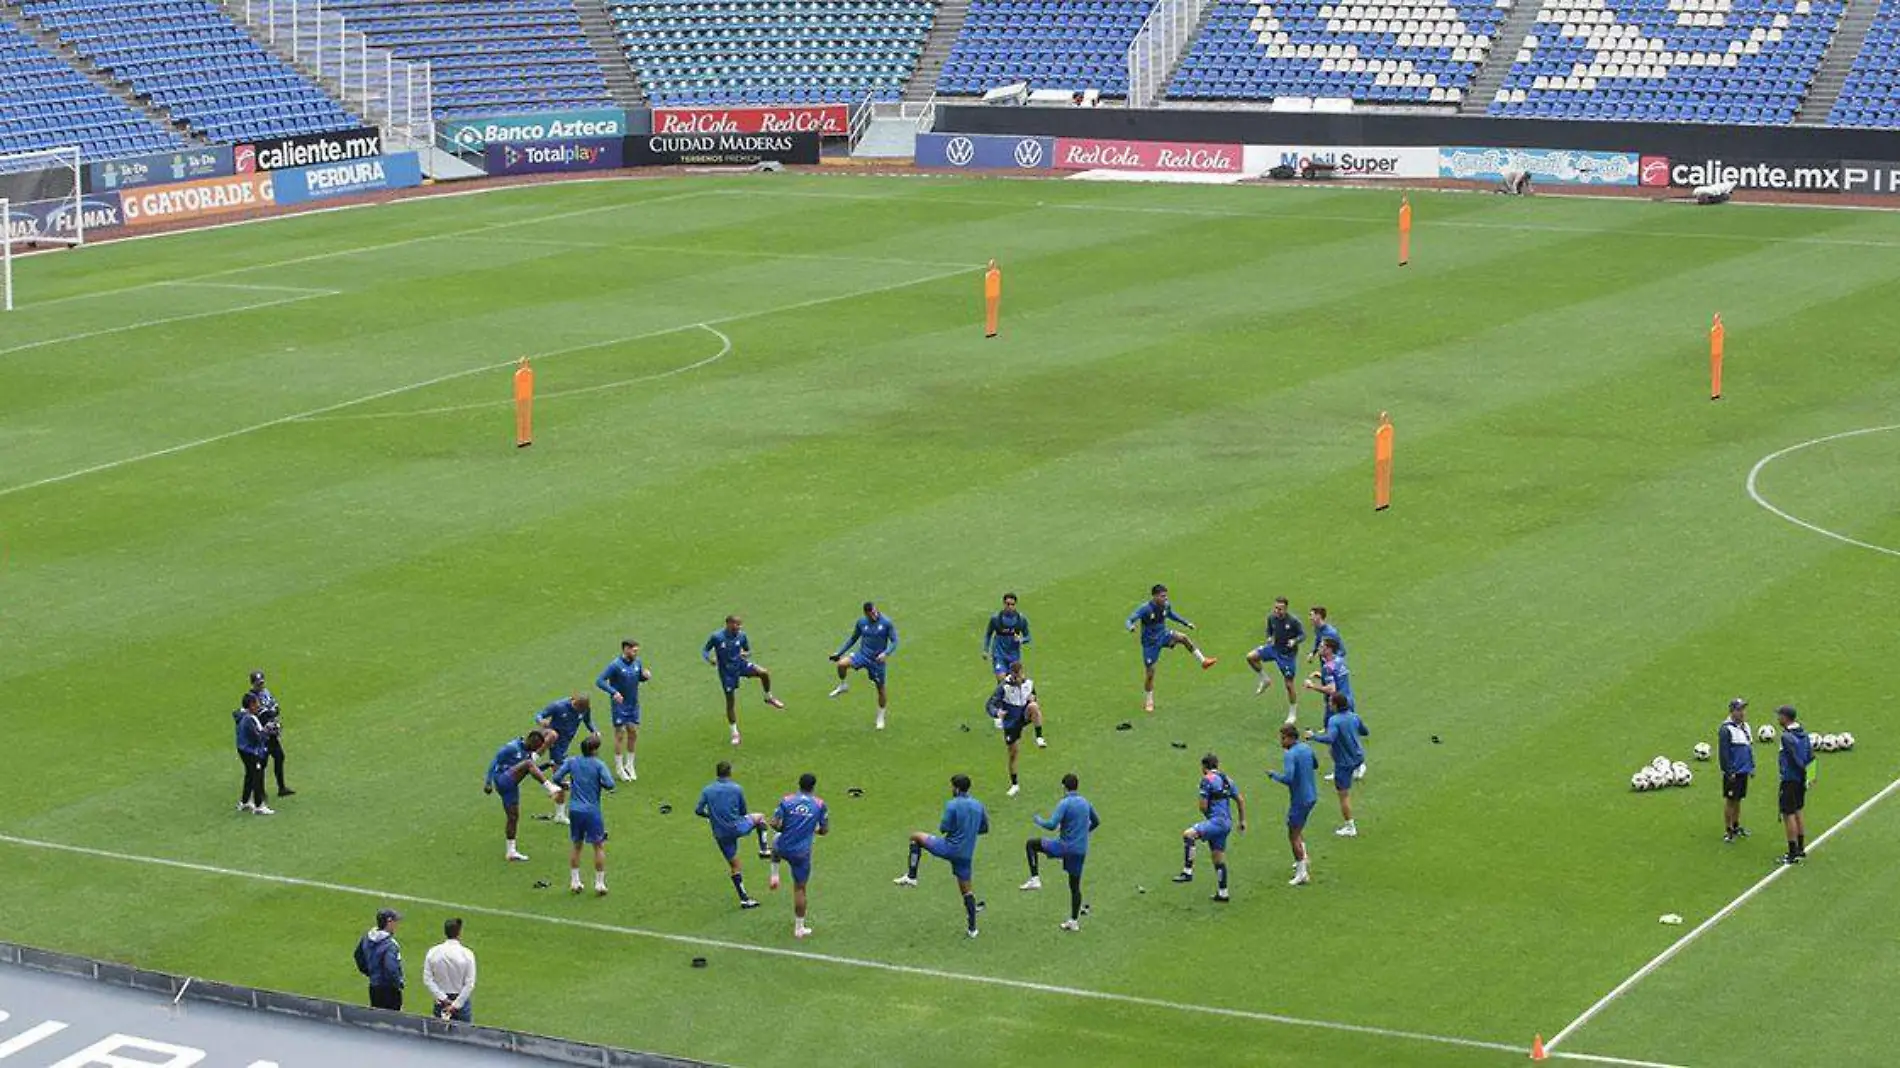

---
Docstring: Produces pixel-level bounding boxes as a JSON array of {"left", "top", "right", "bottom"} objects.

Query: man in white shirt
[{"left": 422, "top": 917, "right": 477, "bottom": 1022}]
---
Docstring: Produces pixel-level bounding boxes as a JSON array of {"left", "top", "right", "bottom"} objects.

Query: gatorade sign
[{"left": 120, "top": 173, "right": 274, "bottom": 226}]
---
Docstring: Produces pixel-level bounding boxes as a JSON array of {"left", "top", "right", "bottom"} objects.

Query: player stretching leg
[
  {"left": 1126, "top": 584, "right": 1216, "bottom": 713},
  {"left": 483, "top": 730, "right": 556, "bottom": 862},
  {"left": 533, "top": 695, "right": 595, "bottom": 825},
  {"left": 769, "top": 773, "right": 829, "bottom": 939},
  {"left": 1269, "top": 725, "right": 1320, "bottom": 886},
  {"left": 829, "top": 601, "right": 898, "bottom": 730},
  {"left": 1173, "top": 754, "right": 1246, "bottom": 902},
  {"left": 553, "top": 735, "right": 616, "bottom": 896},
  {"left": 893, "top": 774, "right": 990, "bottom": 939},
  {"left": 1023, "top": 773, "right": 1100, "bottom": 931},
  {"left": 1307, "top": 694, "right": 1368, "bottom": 837},
  {"left": 596, "top": 639, "right": 651, "bottom": 781},
  {"left": 1246, "top": 597, "right": 1305, "bottom": 724},
  {"left": 695, "top": 761, "right": 768, "bottom": 909},
  {"left": 989, "top": 661, "right": 1045, "bottom": 797},
  {"left": 703, "top": 615, "right": 784, "bottom": 748}
]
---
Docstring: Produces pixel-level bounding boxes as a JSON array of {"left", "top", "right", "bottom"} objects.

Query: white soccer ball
[
  {"left": 1672, "top": 763, "right": 1693, "bottom": 786},
  {"left": 1840, "top": 732, "right": 1856, "bottom": 750},
  {"left": 1758, "top": 725, "right": 1777, "bottom": 744},
  {"left": 1818, "top": 734, "right": 1837, "bottom": 752},
  {"left": 1651, "top": 755, "right": 1672, "bottom": 772},
  {"left": 1642, "top": 767, "right": 1668, "bottom": 790},
  {"left": 1693, "top": 742, "right": 1712, "bottom": 761},
  {"left": 1631, "top": 771, "right": 1650, "bottom": 792}
]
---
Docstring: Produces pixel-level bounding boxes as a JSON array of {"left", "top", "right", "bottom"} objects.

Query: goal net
[{"left": 0, "top": 145, "right": 84, "bottom": 311}]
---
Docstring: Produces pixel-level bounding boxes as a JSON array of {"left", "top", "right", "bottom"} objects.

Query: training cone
[{"left": 1530, "top": 1034, "right": 1548, "bottom": 1061}]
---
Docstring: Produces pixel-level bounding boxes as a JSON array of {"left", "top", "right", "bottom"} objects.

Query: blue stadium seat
[
  {"left": 939, "top": 0, "right": 1150, "bottom": 95},
  {"left": 0, "top": 16, "right": 186, "bottom": 159},
  {"left": 1829, "top": 0, "right": 1900, "bottom": 126}
]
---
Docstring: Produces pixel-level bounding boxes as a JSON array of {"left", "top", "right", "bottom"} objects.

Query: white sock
[
  {"left": 506, "top": 839, "right": 518, "bottom": 853},
  {"left": 878, "top": 706, "right": 887, "bottom": 717},
  {"left": 1290, "top": 705, "right": 1299, "bottom": 717},
  {"left": 595, "top": 872, "right": 607, "bottom": 890},
  {"left": 570, "top": 867, "right": 582, "bottom": 887},
  {"left": 730, "top": 723, "right": 740, "bottom": 735}
]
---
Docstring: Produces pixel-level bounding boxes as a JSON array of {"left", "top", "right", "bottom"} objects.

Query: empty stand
[
  {"left": 616, "top": 0, "right": 935, "bottom": 105},
  {"left": 321, "top": 0, "right": 613, "bottom": 117},
  {"left": 1487, "top": 0, "right": 1838, "bottom": 122},
  {"left": 1829, "top": 0, "right": 1900, "bottom": 125},
  {"left": 938, "top": 0, "right": 1152, "bottom": 95},
  {"left": 1168, "top": 0, "right": 1501, "bottom": 103},
  {"left": 0, "top": 19, "right": 184, "bottom": 158},
  {"left": 19, "top": 0, "right": 358, "bottom": 142}
]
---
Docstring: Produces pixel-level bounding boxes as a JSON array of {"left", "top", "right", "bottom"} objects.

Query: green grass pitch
[{"left": 4, "top": 174, "right": 1900, "bottom": 1068}]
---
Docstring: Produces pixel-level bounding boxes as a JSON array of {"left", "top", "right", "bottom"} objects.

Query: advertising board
[
  {"left": 915, "top": 133, "right": 1057, "bottom": 170},
  {"left": 652, "top": 105, "right": 850, "bottom": 136},
  {"left": 442, "top": 108, "right": 629, "bottom": 153},
  {"left": 271, "top": 152, "right": 423, "bottom": 206},
  {"left": 484, "top": 138, "right": 624, "bottom": 176},
  {"left": 624, "top": 132, "right": 821, "bottom": 166},
  {"left": 85, "top": 147, "right": 233, "bottom": 193},
  {"left": 1439, "top": 147, "right": 1639, "bottom": 186}
]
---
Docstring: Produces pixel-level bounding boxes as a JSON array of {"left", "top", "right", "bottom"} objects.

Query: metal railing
[
  {"left": 912, "top": 91, "right": 939, "bottom": 131},
  {"left": 228, "top": 0, "right": 435, "bottom": 151},
  {"left": 848, "top": 90, "right": 876, "bottom": 151},
  {"left": 1126, "top": 0, "right": 1214, "bottom": 109}
]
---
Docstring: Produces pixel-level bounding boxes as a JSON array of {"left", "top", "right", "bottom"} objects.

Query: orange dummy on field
[
  {"left": 1373, "top": 411, "right": 1394, "bottom": 511},
  {"left": 983, "top": 259, "right": 1001, "bottom": 337},
  {"left": 513, "top": 357, "right": 534, "bottom": 448},
  {"left": 1709, "top": 313, "right": 1724, "bottom": 400},
  {"left": 1397, "top": 198, "right": 1412, "bottom": 267}
]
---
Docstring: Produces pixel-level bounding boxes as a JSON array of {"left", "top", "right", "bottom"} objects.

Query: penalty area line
[
  {"left": 1545, "top": 775, "right": 1900, "bottom": 1052},
  {"left": 0, "top": 831, "right": 1554, "bottom": 1063}
]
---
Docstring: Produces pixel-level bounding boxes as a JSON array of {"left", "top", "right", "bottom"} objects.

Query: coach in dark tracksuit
[
  {"left": 248, "top": 669, "right": 293, "bottom": 797},
  {"left": 1717, "top": 697, "right": 1753, "bottom": 843},
  {"left": 354, "top": 908, "right": 405, "bottom": 1011},
  {"left": 234, "top": 693, "right": 270, "bottom": 814}
]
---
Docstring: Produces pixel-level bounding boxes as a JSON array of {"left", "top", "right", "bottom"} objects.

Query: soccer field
[{"left": 4, "top": 174, "right": 1899, "bottom": 1068}]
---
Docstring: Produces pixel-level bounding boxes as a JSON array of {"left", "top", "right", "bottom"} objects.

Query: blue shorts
[
  {"left": 569, "top": 807, "right": 606, "bottom": 846},
  {"left": 1334, "top": 764, "right": 1359, "bottom": 792},
  {"left": 1252, "top": 647, "right": 1297, "bottom": 679},
  {"left": 1288, "top": 801, "right": 1316, "bottom": 829},
  {"left": 849, "top": 651, "right": 887, "bottom": 686},
  {"left": 991, "top": 651, "right": 1020, "bottom": 677},
  {"left": 1191, "top": 820, "right": 1232, "bottom": 852},
  {"left": 716, "top": 835, "right": 742, "bottom": 861},
  {"left": 719, "top": 663, "right": 764, "bottom": 694},
  {"left": 1141, "top": 632, "right": 1185, "bottom": 667},
  {"left": 611, "top": 702, "right": 641, "bottom": 727},
  {"left": 1040, "top": 838, "right": 1086, "bottom": 876},
  {"left": 922, "top": 835, "right": 973, "bottom": 882},
  {"left": 779, "top": 851, "right": 812, "bottom": 886},
  {"left": 544, "top": 736, "right": 573, "bottom": 767},
  {"left": 492, "top": 775, "right": 520, "bottom": 809}
]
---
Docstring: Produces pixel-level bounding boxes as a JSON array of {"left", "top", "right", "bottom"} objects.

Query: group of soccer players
[{"left": 478, "top": 587, "right": 1370, "bottom": 936}]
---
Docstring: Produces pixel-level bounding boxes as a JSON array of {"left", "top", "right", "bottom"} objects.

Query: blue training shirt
[
  {"left": 938, "top": 793, "right": 990, "bottom": 859},
  {"left": 1312, "top": 622, "right": 1345, "bottom": 659},
  {"left": 233, "top": 709, "right": 266, "bottom": 755},
  {"left": 1266, "top": 613, "right": 1304, "bottom": 655},
  {"left": 696, "top": 778, "right": 754, "bottom": 839},
  {"left": 1127, "top": 601, "right": 1190, "bottom": 644},
  {"left": 1718, "top": 721, "right": 1754, "bottom": 776},
  {"left": 837, "top": 616, "right": 899, "bottom": 659},
  {"left": 1314, "top": 711, "right": 1369, "bottom": 769},
  {"left": 555, "top": 755, "right": 615, "bottom": 812},
  {"left": 985, "top": 610, "right": 1031, "bottom": 660},
  {"left": 772, "top": 791, "right": 829, "bottom": 856},
  {"left": 1320, "top": 658, "right": 1354, "bottom": 708},
  {"left": 703, "top": 629, "right": 751, "bottom": 673},
  {"left": 1199, "top": 770, "right": 1239, "bottom": 826},
  {"left": 537, "top": 698, "right": 594, "bottom": 742},
  {"left": 1271, "top": 743, "right": 1320, "bottom": 807},
  {"left": 596, "top": 655, "right": 648, "bottom": 708},
  {"left": 1779, "top": 725, "right": 1813, "bottom": 783},
  {"left": 487, "top": 738, "right": 532, "bottom": 783},
  {"left": 1036, "top": 793, "right": 1099, "bottom": 854}
]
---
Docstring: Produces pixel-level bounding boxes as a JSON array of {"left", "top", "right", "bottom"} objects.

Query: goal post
[
  {"left": 0, "top": 145, "right": 85, "bottom": 312},
  {"left": 2, "top": 199, "right": 11, "bottom": 313}
]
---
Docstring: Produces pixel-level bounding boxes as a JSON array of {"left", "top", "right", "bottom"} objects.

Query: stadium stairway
[
  {"left": 0, "top": 0, "right": 201, "bottom": 143},
  {"left": 1795, "top": 0, "right": 1872, "bottom": 119},
  {"left": 906, "top": 0, "right": 969, "bottom": 100},
  {"left": 580, "top": 1, "right": 645, "bottom": 107},
  {"left": 1462, "top": 0, "right": 1541, "bottom": 108}
]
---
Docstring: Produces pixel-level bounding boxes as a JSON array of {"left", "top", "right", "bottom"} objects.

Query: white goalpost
[{"left": 0, "top": 145, "right": 86, "bottom": 312}]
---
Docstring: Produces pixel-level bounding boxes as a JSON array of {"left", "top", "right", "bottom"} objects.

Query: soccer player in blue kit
[
  {"left": 1173, "top": 753, "right": 1247, "bottom": 902},
  {"left": 893, "top": 774, "right": 991, "bottom": 939},
  {"left": 983, "top": 593, "right": 1031, "bottom": 680},
  {"left": 769, "top": 773, "right": 830, "bottom": 939},
  {"left": 703, "top": 615, "right": 785, "bottom": 748},
  {"left": 1308, "top": 693, "right": 1368, "bottom": 838},
  {"left": 694, "top": 761, "right": 768, "bottom": 910},
  {"left": 1269, "top": 724, "right": 1319, "bottom": 886},
  {"left": 829, "top": 601, "right": 899, "bottom": 730},
  {"left": 1245, "top": 597, "right": 1305, "bottom": 724},
  {"left": 1307, "top": 606, "right": 1346, "bottom": 664},
  {"left": 553, "top": 735, "right": 616, "bottom": 896},
  {"left": 483, "top": 730, "right": 557, "bottom": 863},
  {"left": 596, "top": 640, "right": 650, "bottom": 782},
  {"left": 1022, "top": 773, "right": 1100, "bottom": 931},
  {"left": 534, "top": 694, "right": 596, "bottom": 825},
  {"left": 1126, "top": 584, "right": 1216, "bottom": 713}
]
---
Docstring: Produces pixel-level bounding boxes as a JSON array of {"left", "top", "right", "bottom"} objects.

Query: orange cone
[{"left": 1530, "top": 1035, "right": 1548, "bottom": 1061}]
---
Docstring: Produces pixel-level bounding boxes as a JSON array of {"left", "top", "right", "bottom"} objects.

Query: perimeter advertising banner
[
  {"left": 1257, "top": 146, "right": 1439, "bottom": 179},
  {"left": 85, "top": 147, "right": 233, "bottom": 193},
  {"left": 2, "top": 192, "right": 123, "bottom": 242},
  {"left": 271, "top": 152, "right": 423, "bottom": 206},
  {"left": 484, "top": 138, "right": 624, "bottom": 176},
  {"left": 1645, "top": 156, "right": 1846, "bottom": 192},
  {"left": 624, "top": 132, "right": 821, "bottom": 166},
  {"left": 1051, "top": 138, "right": 1244, "bottom": 174},
  {"left": 651, "top": 104, "right": 850, "bottom": 136},
  {"left": 915, "top": 133, "right": 1056, "bottom": 170},
  {"left": 443, "top": 108, "right": 629, "bottom": 153},
  {"left": 237, "top": 126, "right": 383, "bottom": 173},
  {"left": 119, "top": 173, "right": 274, "bottom": 226},
  {"left": 1439, "top": 146, "right": 1639, "bottom": 186}
]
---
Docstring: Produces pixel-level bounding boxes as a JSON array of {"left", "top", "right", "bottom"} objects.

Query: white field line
[
  {"left": 446, "top": 231, "right": 980, "bottom": 271},
  {"left": 162, "top": 280, "right": 338, "bottom": 295},
  {"left": 1745, "top": 425, "right": 1900, "bottom": 558},
  {"left": 1545, "top": 775, "right": 1900, "bottom": 1051},
  {"left": 301, "top": 324, "right": 733, "bottom": 422},
  {"left": 0, "top": 831, "right": 1529, "bottom": 1061},
  {"left": 0, "top": 264, "right": 976, "bottom": 501},
  {"left": 0, "top": 290, "right": 335, "bottom": 360}
]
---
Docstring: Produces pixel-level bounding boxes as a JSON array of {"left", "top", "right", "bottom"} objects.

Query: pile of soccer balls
[
  {"left": 1814, "top": 731, "right": 1856, "bottom": 752},
  {"left": 1630, "top": 755, "right": 1693, "bottom": 792}
]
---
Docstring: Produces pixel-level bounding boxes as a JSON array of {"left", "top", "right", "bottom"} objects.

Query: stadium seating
[
  {"left": 0, "top": 20, "right": 186, "bottom": 160},
  {"left": 938, "top": 0, "right": 1152, "bottom": 95},
  {"left": 1829, "top": 0, "right": 1900, "bottom": 126},
  {"left": 321, "top": 0, "right": 613, "bottom": 117},
  {"left": 615, "top": 0, "right": 935, "bottom": 105},
  {"left": 1169, "top": 0, "right": 1501, "bottom": 102},
  {"left": 1487, "top": 0, "right": 1838, "bottom": 123},
  {"left": 19, "top": 0, "right": 358, "bottom": 144}
]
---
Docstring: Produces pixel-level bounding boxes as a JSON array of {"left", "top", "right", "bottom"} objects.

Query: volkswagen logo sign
[
  {"left": 945, "top": 136, "right": 976, "bottom": 167},
  {"left": 1013, "top": 138, "right": 1045, "bottom": 168}
]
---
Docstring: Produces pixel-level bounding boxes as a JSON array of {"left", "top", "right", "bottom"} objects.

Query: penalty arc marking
[{"left": 1745, "top": 424, "right": 1900, "bottom": 558}]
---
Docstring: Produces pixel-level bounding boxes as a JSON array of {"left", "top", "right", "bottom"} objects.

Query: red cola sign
[
  {"left": 652, "top": 105, "right": 850, "bottom": 137},
  {"left": 1052, "top": 138, "right": 1243, "bottom": 174}
]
